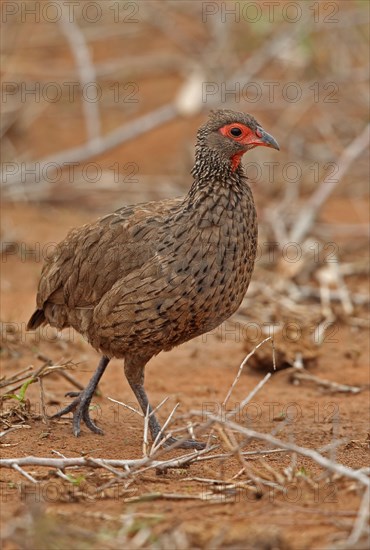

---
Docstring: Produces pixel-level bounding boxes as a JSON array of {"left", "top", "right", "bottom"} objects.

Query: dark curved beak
[{"left": 256, "top": 127, "right": 280, "bottom": 151}]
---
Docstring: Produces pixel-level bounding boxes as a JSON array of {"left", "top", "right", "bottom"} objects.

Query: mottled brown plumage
[{"left": 28, "top": 109, "right": 279, "bottom": 448}]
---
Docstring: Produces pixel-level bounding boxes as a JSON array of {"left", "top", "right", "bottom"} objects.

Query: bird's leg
[
  {"left": 124, "top": 356, "right": 206, "bottom": 450},
  {"left": 51, "top": 356, "right": 110, "bottom": 436}
]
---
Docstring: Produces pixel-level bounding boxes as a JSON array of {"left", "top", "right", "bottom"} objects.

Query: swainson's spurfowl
[{"left": 28, "top": 110, "right": 279, "bottom": 449}]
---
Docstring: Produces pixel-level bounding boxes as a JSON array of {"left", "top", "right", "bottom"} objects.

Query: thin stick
[
  {"left": 55, "top": 469, "right": 73, "bottom": 482},
  {"left": 52, "top": 450, "right": 67, "bottom": 458},
  {"left": 290, "top": 123, "right": 370, "bottom": 243},
  {"left": 0, "top": 426, "right": 28, "bottom": 439},
  {"left": 0, "top": 366, "right": 34, "bottom": 389},
  {"left": 38, "top": 377, "right": 48, "bottom": 425},
  {"left": 149, "top": 396, "right": 170, "bottom": 417},
  {"left": 192, "top": 448, "right": 287, "bottom": 463},
  {"left": 56, "top": 370, "right": 85, "bottom": 391},
  {"left": 151, "top": 402, "right": 180, "bottom": 454},
  {"left": 1, "top": 104, "right": 177, "bottom": 189},
  {"left": 88, "top": 457, "right": 127, "bottom": 479},
  {"left": 0, "top": 446, "right": 213, "bottom": 472},
  {"left": 1, "top": 360, "right": 80, "bottom": 396},
  {"left": 346, "top": 486, "right": 370, "bottom": 546},
  {"left": 123, "top": 492, "right": 208, "bottom": 503},
  {"left": 12, "top": 463, "right": 38, "bottom": 484},
  {"left": 222, "top": 336, "right": 272, "bottom": 407},
  {"left": 291, "top": 370, "right": 363, "bottom": 394},
  {"left": 271, "top": 337, "right": 277, "bottom": 371},
  {"left": 107, "top": 397, "right": 143, "bottom": 417},
  {"left": 199, "top": 415, "right": 369, "bottom": 487},
  {"left": 232, "top": 373, "right": 272, "bottom": 416},
  {"left": 58, "top": 9, "right": 101, "bottom": 142}
]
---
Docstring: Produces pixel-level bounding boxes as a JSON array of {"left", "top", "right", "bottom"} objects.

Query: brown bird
[{"left": 27, "top": 110, "right": 279, "bottom": 449}]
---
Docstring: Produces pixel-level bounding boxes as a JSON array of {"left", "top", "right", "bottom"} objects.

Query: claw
[
  {"left": 152, "top": 430, "right": 206, "bottom": 450},
  {"left": 50, "top": 356, "right": 109, "bottom": 436},
  {"left": 50, "top": 391, "right": 103, "bottom": 436},
  {"left": 83, "top": 408, "right": 104, "bottom": 435},
  {"left": 163, "top": 437, "right": 206, "bottom": 450},
  {"left": 51, "top": 396, "right": 81, "bottom": 419}
]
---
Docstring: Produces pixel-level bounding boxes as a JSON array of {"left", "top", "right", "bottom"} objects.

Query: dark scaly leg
[
  {"left": 124, "top": 355, "right": 205, "bottom": 450},
  {"left": 51, "top": 356, "right": 110, "bottom": 436}
]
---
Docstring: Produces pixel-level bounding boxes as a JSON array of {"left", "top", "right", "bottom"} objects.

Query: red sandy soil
[{"left": 1, "top": 199, "right": 369, "bottom": 550}]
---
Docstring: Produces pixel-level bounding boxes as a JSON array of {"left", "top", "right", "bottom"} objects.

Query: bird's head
[{"left": 195, "top": 109, "right": 279, "bottom": 174}]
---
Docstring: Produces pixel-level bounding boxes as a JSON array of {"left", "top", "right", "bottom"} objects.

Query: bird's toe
[{"left": 162, "top": 436, "right": 206, "bottom": 450}]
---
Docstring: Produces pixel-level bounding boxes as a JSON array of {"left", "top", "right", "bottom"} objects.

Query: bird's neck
[
  {"left": 190, "top": 144, "right": 244, "bottom": 185},
  {"left": 183, "top": 151, "right": 255, "bottom": 227}
]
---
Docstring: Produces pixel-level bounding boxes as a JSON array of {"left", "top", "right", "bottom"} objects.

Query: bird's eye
[{"left": 230, "top": 127, "right": 242, "bottom": 137}]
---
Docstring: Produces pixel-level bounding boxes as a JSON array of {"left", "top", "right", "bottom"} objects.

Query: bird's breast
[{"left": 157, "top": 203, "right": 257, "bottom": 344}]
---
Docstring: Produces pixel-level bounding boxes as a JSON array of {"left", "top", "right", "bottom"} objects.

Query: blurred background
[{"left": 1, "top": 0, "right": 369, "bottom": 342}]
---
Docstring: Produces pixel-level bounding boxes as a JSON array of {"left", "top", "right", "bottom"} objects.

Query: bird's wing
[
  {"left": 91, "top": 225, "right": 223, "bottom": 353},
  {"left": 35, "top": 198, "right": 183, "bottom": 311}
]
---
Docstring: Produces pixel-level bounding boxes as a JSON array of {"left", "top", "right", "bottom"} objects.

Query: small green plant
[
  {"left": 3, "top": 377, "right": 35, "bottom": 403},
  {"left": 65, "top": 473, "right": 86, "bottom": 486},
  {"left": 296, "top": 466, "right": 309, "bottom": 477},
  {"left": 126, "top": 516, "right": 163, "bottom": 536}
]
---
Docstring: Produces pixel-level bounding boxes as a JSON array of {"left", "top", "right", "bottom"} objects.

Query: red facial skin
[{"left": 219, "top": 123, "right": 270, "bottom": 171}]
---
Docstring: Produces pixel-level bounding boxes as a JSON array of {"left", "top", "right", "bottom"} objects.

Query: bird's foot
[
  {"left": 50, "top": 390, "right": 103, "bottom": 437},
  {"left": 155, "top": 434, "right": 206, "bottom": 450},
  {"left": 126, "top": 380, "right": 207, "bottom": 451}
]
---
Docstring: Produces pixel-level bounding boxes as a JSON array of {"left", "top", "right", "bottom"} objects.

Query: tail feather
[{"left": 27, "top": 309, "right": 45, "bottom": 330}]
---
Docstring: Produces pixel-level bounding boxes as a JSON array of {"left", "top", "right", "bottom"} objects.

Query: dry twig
[
  {"left": 222, "top": 337, "right": 272, "bottom": 407},
  {"left": 58, "top": 9, "right": 101, "bottom": 142},
  {"left": 290, "top": 123, "right": 370, "bottom": 244},
  {"left": 291, "top": 369, "right": 364, "bottom": 394}
]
